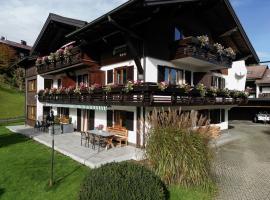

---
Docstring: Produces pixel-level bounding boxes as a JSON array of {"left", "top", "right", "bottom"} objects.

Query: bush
[
  {"left": 145, "top": 109, "right": 213, "bottom": 188},
  {"left": 78, "top": 162, "right": 168, "bottom": 200}
]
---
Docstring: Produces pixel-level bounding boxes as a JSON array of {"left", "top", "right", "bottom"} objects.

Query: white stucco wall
[
  {"left": 36, "top": 75, "right": 44, "bottom": 120},
  {"left": 94, "top": 110, "right": 107, "bottom": 128},
  {"left": 226, "top": 60, "right": 247, "bottom": 91},
  {"left": 69, "top": 108, "right": 77, "bottom": 129}
]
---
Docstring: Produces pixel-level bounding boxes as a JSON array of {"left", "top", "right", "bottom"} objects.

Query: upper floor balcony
[
  {"left": 38, "top": 82, "right": 248, "bottom": 107},
  {"left": 35, "top": 45, "right": 97, "bottom": 75},
  {"left": 171, "top": 36, "right": 236, "bottom": 70}
]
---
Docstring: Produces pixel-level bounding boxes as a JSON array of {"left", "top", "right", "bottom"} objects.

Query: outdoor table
[{"left": 87, "top": 130, "right": 115, "bottom": 151}]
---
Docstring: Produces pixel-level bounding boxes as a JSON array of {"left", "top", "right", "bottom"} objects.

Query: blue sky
[
  {"left": 231, "top": 0, "right": 270, "bottom": 62},
  {"left": 0, "top": 0, "right": 269, "bottom": 63}
]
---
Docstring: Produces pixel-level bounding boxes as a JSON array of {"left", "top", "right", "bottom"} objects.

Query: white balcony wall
[
  {"left": 227, "top": 60, "right": 247, "bottom": 91},
  {"left": 36, "top": 75, "right": 44, "bottom": 120}
]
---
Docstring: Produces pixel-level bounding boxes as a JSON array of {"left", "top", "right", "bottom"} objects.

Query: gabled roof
[
  {"left": 0, "top": 39, "right": 31, "bottom": 51},
  {"left": 246, "top": 65, "right": 267, "bottom": 80},
  {"left": 31, "top": 13, "right": 87, "bottom": 55},
  {"left": 66, "top": 0, "right": 259, "bottom": 64},
  {"left": 256, "top": 69, "right": 270, "bottom": 84}
]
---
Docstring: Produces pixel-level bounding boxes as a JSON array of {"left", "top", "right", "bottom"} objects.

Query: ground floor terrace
[{"left": 32, "top": 103, "right": 233, "bottom": 147}]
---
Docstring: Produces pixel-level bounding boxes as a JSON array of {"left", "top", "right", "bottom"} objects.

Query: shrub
[
  {"left": 145, "top": 108, "right": 213, "bottom": 188},
  {"left": 78, "top": 162, "right": 168, "bottom": 200}
]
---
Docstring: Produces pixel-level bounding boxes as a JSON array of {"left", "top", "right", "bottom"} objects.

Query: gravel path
[{"left": 213, "top": 122, "right": 270, "bottom": 200}]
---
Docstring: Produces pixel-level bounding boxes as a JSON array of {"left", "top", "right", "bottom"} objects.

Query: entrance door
[{"left": 77, "top": 109, "right": 95, "bottom": 132}]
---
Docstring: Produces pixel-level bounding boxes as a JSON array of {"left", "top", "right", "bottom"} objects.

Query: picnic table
[{"left": 87, "top": 130, "right": 115, "bottom": 151}]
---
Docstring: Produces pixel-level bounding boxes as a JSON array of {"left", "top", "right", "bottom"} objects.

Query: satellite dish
[{"left": 235, "top": 67, "right": 246, "bottom": 78}]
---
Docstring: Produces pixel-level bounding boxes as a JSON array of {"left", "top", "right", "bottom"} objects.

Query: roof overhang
[{"left": 66, "top": 0, "right": 259, "bottom": 65}]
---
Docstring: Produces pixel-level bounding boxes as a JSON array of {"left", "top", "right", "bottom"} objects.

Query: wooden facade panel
[
  {"left": 193, "top": 72, "right": 212, "bottom": 87},
  {"left": 62, "top": 76, "right": 76, "bottom": 88},
  {"left": 25, "top": 65, "right": 37, "bottom": 78}
]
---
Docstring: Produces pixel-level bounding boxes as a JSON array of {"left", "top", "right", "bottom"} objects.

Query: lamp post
[{"left": 47, "top": 110, "right": 55, "bottom": 187}]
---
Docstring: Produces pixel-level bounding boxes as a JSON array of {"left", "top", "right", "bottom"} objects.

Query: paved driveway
[{"left": 213, "top": 121, "right": 270, "bottom": 200}]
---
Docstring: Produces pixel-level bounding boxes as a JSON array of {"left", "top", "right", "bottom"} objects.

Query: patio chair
[
  {"left": 88, "top": 132, "right": 98, "bottom": 149},
  {"left": 34, "top": 121, "right": 41, "bottom": 132},
  {"left": 80, "top": 131, "right": 90, "bottom": 147}
]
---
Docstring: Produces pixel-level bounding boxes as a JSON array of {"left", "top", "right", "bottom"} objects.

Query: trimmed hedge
[{"left": 78, "top": 162, "right": 169, "bottom": 200}]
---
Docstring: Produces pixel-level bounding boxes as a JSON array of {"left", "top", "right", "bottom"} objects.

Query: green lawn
[
  {"left": 0, "top": 85, "right": 25, "bottom": 119},
  {"left": 0, "top": 125, "right": 214, "bottom": 200},
  {"left": 0, "top": 125, "right": 89, "bottom": 200}
]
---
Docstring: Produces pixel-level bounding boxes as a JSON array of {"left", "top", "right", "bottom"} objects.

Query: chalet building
[
  {"left": 20, "top": 0, "right": 259, "bottom": 147},
  {"left": 0, "top": 37, "right": 31, "bottom": 67},
  {"left": 230, "top": 65, "right": 270, "bottom": 121}
]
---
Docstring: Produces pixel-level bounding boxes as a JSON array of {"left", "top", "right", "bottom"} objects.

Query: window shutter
[
  {"left": 107, "top": 70, "right": 113, "bottom": 84},
  {"left": 77, "top": 109, "right": 81, "bottom": 131},
  {"left": 107, "top": 110, "right": 113, "bottom": 127},
  {"left": 158, "top": 65, "right": 165, "bottom": 82},
  {"left": 126, "top": 111, "right": 134, "bottom": 131},
  {"left": 88, "top": 110, "right": 95, "bottom": 130},
  {"left": 126, "top": 66, "right": 134, "bottom": 81}
]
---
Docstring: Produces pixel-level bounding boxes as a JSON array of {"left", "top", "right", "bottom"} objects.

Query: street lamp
[{"left": 47, "top": 110, "right": 55, "bottom": 187}]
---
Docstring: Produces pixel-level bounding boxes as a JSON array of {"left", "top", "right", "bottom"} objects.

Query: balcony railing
[
  {"left": 171, "top": 37, "right": 233, "bottom": 68},
  {"left": 36, "top": 47, "right": 83, "bottom": 74},
  {"left": 38, "top": 83, "right": 247, "bottom": 107},
  {"left": 258, "top": 93, "right": 270, "bottom": 98}
]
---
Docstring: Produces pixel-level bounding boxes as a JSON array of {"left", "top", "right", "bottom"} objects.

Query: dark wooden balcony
[
  {"left": 171, "top": 37, "right": 233, "bottom": 69},
  {"left": 36, "top": 47, "right": 96, "bottom": 74},
  {"left": 38, "top": 83, "right": 247, "bottom": 107}
]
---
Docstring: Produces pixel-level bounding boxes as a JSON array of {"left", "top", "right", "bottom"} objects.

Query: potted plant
[
  {"left": 55, "top": 49, "right": 64, "bottom": 62},
  {"left": 217, "top": 88, "right": 230, "bottom": 98},
  {"left": 123, "top": 81, "right": 134, "bottom": 93},
  {"left": 177, "top": 84, "right": 191, "bottom": 96},
  {"left": 48, "top": 52, "right": 56, "bottom": 63},
  {"left": 64, "top": 46, "right": 73, "bottom": 63},
  {"left": 197, "top": 35, "right": 209, "bottom": 48},
  {"left": 190, "top": 83, "right": 206, "bottom": 97},
  {"left": 224, "top": 47, "right": 236, "bottom": 60},
  {"left": 206, "top": 87, "right": 218, "bottom": 97},
  {"left": 35, "top": 57, "right": 43, "bottom": 67},
  {"left": 158, "top": 81, "right": 169, "bottom": 91},
  {"left": 42, "top": 56, "right": 49, "bottom": 65}
]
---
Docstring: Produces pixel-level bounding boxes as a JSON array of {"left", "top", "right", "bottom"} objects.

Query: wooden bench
[{"left": 107, "top": 126, "right": 128, "bottom": 147}]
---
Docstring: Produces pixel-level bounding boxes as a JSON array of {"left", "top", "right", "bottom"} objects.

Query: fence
[{"left": 0, "top": 116, "right": 25, "bottom": 125}]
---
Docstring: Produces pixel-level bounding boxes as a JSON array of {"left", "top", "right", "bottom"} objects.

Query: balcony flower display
[
  {"left": 103, "top": 83, "right": 115, "bottom": 93},
  {"left": 213, "top": 43, "right": 224, "bottom": 56},
  {"left": 65, "top": 86, "right": 75, "bottom": 95},
  {"left": 197, "top": 35, "right": 209, "bottom": 47},
  {"left": 48, "top": 53, "right": 56, "bottom": 63},
  {"left": 224, "top": 47, "right": 236, "bottom": 59},
  {"left": 49, "top": 88, "right": 57, "bottom": 95},
  {"left": 238, "top": 91, "right": 249, "bottom": 99},
  {"left": 55, "top": 49, "right": 64, "bottom": 61},
  {"left": 56, "top": 87, "right": 66, "bottom": 95},
  {"left": 123, "top": 81, "right": 134, "bottom": 93},
  {"left": 38, "top": 89, "right": 44, "bottom": 96},
  {"left": 177, "top": 83, "right": 191, "bottom": 95},
  {"left": 64, "top": 46, "right": 73, "bottom": 61},
  {"left": 217, "top": 88, "right": 230, "bottom": 97},
  {"left": 195, "top": 83, "right": 207, "bottom": 97},
  {"left": 88, "top": 83, "right": 102, "bottom": 94},
  {"left": 207, "top": 87, "right": 218, "bottom": 97},
  {"left": 35, "top": 57, "right": 42, "bottom": 66},
  {"left": 158, "top": 81, "right": 169, "bottom": 91},
  {"left": 42, "top": 56, "right": 49, "bottom": 65}
]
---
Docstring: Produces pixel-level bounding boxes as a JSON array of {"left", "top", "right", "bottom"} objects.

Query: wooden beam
[
  {"left": 144, "top": 0, "right": 199, "bottom": 6},
  {"left": 219, "top": 27, "right": 238, "bottom": 38},
  {"left": 107, "top": 15, "right": 143, "bottom": 41},
  {"left": 124, "top": 35, "right": 144, "bottom": 75}
]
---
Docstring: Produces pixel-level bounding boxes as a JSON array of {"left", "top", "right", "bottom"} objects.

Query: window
[
  {"left": 185, "top": 70, "right": 192, "bottom": 85},
  {"left": 77, "top": 74, "right": 89, "bottom": 86},
  {"left": 28, "top": 79, "right": 36, "bottom": 92},
  {"left": 114, "top": 66, "right": 134, "bottom": 84},
  {"left": 211, "top": 76, "right": 225, "bottom": 89},
  {"left": 113, "top": 110, "right": 134, "bottom": 131},
  {"left": 57, "top": 107, "right": 69, "bottom": 117},
  {"left": 44, "top": 79, "right": 53, "bottom": 89},
  {"left": 158, "top": 66, "right": 184, "bottom": 85},
  {"left": 174, "top": 27, "right": 183, "bottom": 41},
  {"left": 27, "top": 106, "right": 36, "bottom": 120},
  {"left": 57, "top": 79, "right": 62, "bottom": 88},
  {"left": 107, "top": 70, "right": 113, "bottom": 84}
]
